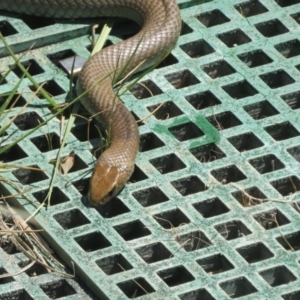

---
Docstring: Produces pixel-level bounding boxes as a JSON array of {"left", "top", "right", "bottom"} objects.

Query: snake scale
[{"left": 0, "top": 0, "right": 182, "bottom": 205}]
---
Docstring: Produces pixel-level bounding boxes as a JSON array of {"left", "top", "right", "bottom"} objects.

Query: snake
[{"left": 0, "top": 0, "right": 181, "bottom": 205}]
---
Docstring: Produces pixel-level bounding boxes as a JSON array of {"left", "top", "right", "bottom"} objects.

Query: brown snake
[{"left": 0, "top": 0, "right": 182, "bottom": 205}]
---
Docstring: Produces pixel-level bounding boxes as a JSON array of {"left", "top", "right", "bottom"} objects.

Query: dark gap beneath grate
[
  {"left": 113, "top": 220, "right": 151, "bottom": 241},
  {"left": 21, "top": 15, "right": 55, "bottom": 29},
  {"left": 282, "top": 290, "right": 300, "bottom": 300},
  {"left": 139, "top": 132, "right": 164, "bottom": 152},
  {"left": 31, "top": 132, "right": 61, "bottom": 152},
  {"left": 33, "top": 187, "right": 69, "bottom": 206},
  {"left": 134, "top": 242, "right": 172, "bottom": 263},
  {"left": 179, "top": 288, "right": 215, "bottom": 300},
  {"left": 180, "top": 39, "right": 215, "bottom": 58},
  {"left": 219, "top": 277, "right": 258, "bottom": 298},
  {"left": 237, "top": 49, "right": 273, "bottom": 68},
  {"left": 195, "top": 9, "right": 230, "bottom": 27},
  {"left": 147, "top": 101, "right": 183, "bottom": 120},
  {"left": 168, "top": 122, "right": 204, "bottom": 141},
  {"left": 190, "top": 143, "right": 226, "bottom": 163},
  {"left": 274, "top": 39, "right": 300, "bottom": 58},
  {"left": 275, "top": 0, "right": 300, "bottom": 7},
  {"left": 215, "top": 220, "right": 252, "bottom": 240},
  {"left": 18, "top": 260, "right": 48, "bottom": 277},
  {"left": 201, "top": 60, "right": 236, "bottom": 79},
  {"left": 39, "top": 280, "right": 76, "bottom": 299},
  {"left": 222, "top": 80, "right": 258, "bottom": 99},
  {"left": 171, "top": 176, "right": 206, "bottom": 195},
  {"left": 11, "top": 59, "right": 44, "bottom": 78},
  {"left": 29, "top": 80, "right": 65, "bottom": 98},
  {"left": 211, "top": 165, "right": 247, "bottom": 184},
  {"left": 217, "top": 29, "right": 252, "bottom": 48},
  {"left": 156, "top": 53, "right": 178, "bottom": 69},
  {"left": 276, "top": 231, "right": 300, "bottom": 251},
  {"left": 193, "top": 197, "right": 230, "bottom": 218},
  {"left": 0, "top": 289, "right": 33, "bottom": 300},
  {"left": 227, "top": 132, "right": 264, "bottom": 151},
  {"left": 259, "top": 265, "right": 297, "bottom": 287},
  {"left": 0, "top": 267, "right": 15, "bottom": 284},
  {"left": 72, "top": 177, "right": 89, "bottom": 197},
  {"left": 236, "top": 242, "right": 274, "bottom": 264},
  {"left": 291, "top": 12, "right": 300, "bottom": 24},
  {"left": 176, "top": 230, "right": 212, "bottom": 252},
  {"left": 128, "top": 165, "right": 148, "bottom": 183},
  {"left": 53, "top": 208, "right": 90, "bottom": 230},
  {"left": 153, "top": 209, "right": 190, "bottom": 229},
  {"left": 117, "top": 277, "right": 155, "bottom": 298},
  {"left": 72, "top": 120, "right": 104, "bottom": 142},
  {"left": 132, "top": 186, "right": 169, "bottom": 207},
  {"left": 253, "top": 209, "right": 290, "bottom": 230},
  {"left": 206, "top": 111, "right": 242, "bottom": 131},
  {"left": 129, "top": 80, "right": 162, "bottom": 99},
  {"left": 47, "top": 49, "right": 76, "bottom": 69},
  {"left": 165, "top": 69, "right": 200, "bottom": 89},
  {"left": 150, "top": 154, "right": 186, "bottom": 174},
  {"left": 180, "top": 21, "right": 193, "bottom": 35},
  {"left": 95, "top": 197, "right": 130, "bottom": 218},
  {"left": 74, "top": 231, "right": 111, "bottom": 252},
  {"left": 96, "top": 254, "right": 133, "bottom": 275},
  {"left": 58, "top": 153, "right": 88, "bottom": 174},
  {"left": 255, "top": 19, "right": 289, "bottom": 37},
  {"left": 243, "top": 100, "right": 279, "bottom": 119},
  {"left": 232, "top": 186, "right": 267, "bottom": 207},
  {"left": 259, "top": 69, "right": 295, "bottom": 89},
  {"left": 270, "top": 175, "right": 300, "bottom": 196},
  {"left": 131, "top": 111, "right": 145, "bottom": 126},
  {"left": 157, "top": 265, "right": 195, "bottom": 287},
  {"left": 248, "top": 153, "right": 285, "bottom": 174},
  {"left": 265, "top": 121, "right": 300, "bottom": 141},
  {"left": 0, "top": 21, "right": 18, "bottom": 36},
  {"left": 185, "top": 90, "right": 221, "bottom": 110},
  {"left": 287, "top": 145, "right": 300, "bottom": 162},
  {"left": 0, "top": 94, "right": 27, "bottom": 109},
  {"left": 280, "top": 90, "right": 300, "bottom": 110},
  {"left": 234, "top": 0, "right": 268, "bottom": 17},
  {"left": 12, "top": 164, "right": 48, "bottom": 184},
  {"left": 0, "top": 75, "right": 8, "bottom": 85},
  {"left": 12, "top": 111, "right": 43, "bottom": 131},
  {"left": 0, "top": 144, "right": 28, "bottom": 163},
  {"left": 197, "top": 254, "right": 234, "bottom": 274}
]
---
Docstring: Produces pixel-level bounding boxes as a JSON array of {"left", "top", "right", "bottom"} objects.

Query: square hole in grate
[
  {"left": 96, "top": 254, "right": 133, "bottom": 275},
  {"left": 206, "top": 111, "right": 242, "bottom": 131},
  {"left": 222, "top": 80, "right": 258, "bottom": 99},
  {"left": 179, "top": 288, "right": 215, "bottom": 300},
  {"left": 114, "top": 220, "right": 151, "bottom": 241},
  {"left": 171, "top": 176, "right": 206, "bottom": 196},
  {"left": 12, "top": 165, "right": 48, "bottom": 184},
  {"left": 0, "top": 289, "right": 33, "bottom": 300},
  {"left": 292, "top": 202, "right": 300, "bottom": 214},
  {"left": 287, "top": 145, "right": 300, "bottom": 162},
  {"left": 238, "top": 49, "right": 273, "bottom": 68},
  {"left": 211, "top": 165, "right": 247, "bottom": 184},
  {"left": 29, "top": 80, "right": 65, "bottom": 98},
  {"left": 30, "top": 132, "right": 61, "bottom": 152},
  {"left": 248, "top": 154, "right": 285, "bottom": 174},
  {"left": 58, "top": 153, "right": 88, "bottom": 174},
  {"left": 74, "top": 231, "right": 111, "bottom": 252},
  {"left": 53, "top": 209, "right": 90, "bottom": 230},
  {"left": 153, "top": 209, "right": 190, "bottom": 229},
  {"left": 181, "top": 21, "right": 193, "bottom": 35},
  {"left": 21, "top": 15, "right": 55, "bottom": 29},
  {"left": 180, "top": 39, "right": 215, "bottom": 58},
  {"left": 0, "top": 229, "right": 20, "bottom": 255},
  {"left": 228, "top": 132, "right": 264, "bottom": 152},
  {"left": 0, "top": 94, "right": 26, "bottom": 109},
  {"left": 11, "top": 59, "right": 44, "bottom": 78},
  {"left": 277, "top": 231, "right": 300, "bottom": 251},
  {"left": 147, "top": 101, "right": 183, "bottom": 120},
  {"left": 190, "top": 143, "right": 226, "bottom": 163},
  {"left": 219, "top": 277, "right": 258, "bottom": 298},
  {"left": 215, "top": 220, "right": 252, "bottom": 240},
  {"left": 185, "top": 90, "right": 221, "bottom": 110},
  {"left": 217, "top": 29, "right": 252, "bottom": 48},
  {"left": 131, "top": 111, "right": 145, "bottom": 127},
  {"left": 235, "top": 0, "right": 268, "bottom": 17},
  {"left": 132, "top": 186, "right": 169, "bottom": 207},
  {"left": 0, "top": 21, "right": 18, "bottom": 36},
  {"left": 168, "top": 122, "right": 204, "bottom": 142},
  {"left": 201, "top": 60, "right": 235, "bottom": 79},
  {"left": 156, "top": 53, "right": 179, "bottom": 69},
  {"left": 72, "top": 121, "right": 103, "bottom": 142},
  {"left": 72, "top": 177, "right": 89, "bottom": 197},
  {"left": 150, "top": 154, "right": 186, "bottom": 174},
  {"left": 0, "top": 144, "right": 27, "bottom": 163},
  {"left": 276, "top": 0, "right": 300, "bottom": 7},
  {"left": 40, "top": 280, "right": 76, "bottom": 299},
  {"left": 130, "top": 80, "right": 162, "bottom": 99},
  {"left": 275, "top": 39, "right": 300, "bottom": 58},
  {"left": 47, "top": 49, "right": 76, "bottom": 68},
  {"left": 33, "top": 187, "right": 69, "bottom": 206},
  {"left": 291, "top": 12, "right": 300, "bottom": 24},
  {"left": 165, "top": 70, "right": 200, "bottom": 89},
  {"left": 117, "top": 277, "right": 155, "bottom": 298},
  {"left": 282, "top": 290, "right": 300, "bottom": 300},
  {"left": 193, "top": 197, "right": 229, "bottom": 218},
  {"left": 0, "top": 75, "right": 7, "bottom": 85},
  {"left": 232, "top": 186, "right": 267, "bottom": 207},
  {"left": 135, "top": 242, "right": 172, "bottom": 264},
  {"left": 139, "top": 132, "right": 164, "bottom": 152},
  {"left": 12, "top": 111, "right": 43, "bottom": 131},
  {"left": 0, "top": 267, "right": 15, "bottom": 284},
  {"left": 281, "top": 91, "right": 300, "bottom": 110},
  {"left": 157, "top": 265, "right": 195, "bottom": 287},
  {"left": 195, "top": 9, "right": 230, "bottom": 27},
  {"left": 259, "top": 265, "right": 297, "bottom": 287},
  {"left": 255, "top": 19, "right": 289, "bottom": 37},
  {"left": 197, "top": 254, "right": 234, "bottom": 275},
  {"left": 270, "top": 175, "right": 300, "bottom": 196},
  {"left": 264, "top": 121, "right": 300, "bottom": 141},
  {"left": 253, "top": 209, "right": 290, "bottom": 230},
  {"left": 236, "top": 242, "right": 274, "bottom": 264},
  {"left": 18, "top": 260, "right": 48, "bottom": 277},
  {"left": 95, "top": 197, "right": 130, "bottom": 218},
  {"left": 243, "top": 100, "right": 279, "bottom": 119},
  {"left": 176, "top": 230, "right": 212, "bottom": 251},
  {"left": 129, "top": 165, "right": 148, "bottom": 183},
  {"left": 259, "top": 69, "right": 295, "bottom": 89}
]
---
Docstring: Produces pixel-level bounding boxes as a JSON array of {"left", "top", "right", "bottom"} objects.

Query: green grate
[{"left": 1, "top": 0, "right": 300, "bottom": 299}]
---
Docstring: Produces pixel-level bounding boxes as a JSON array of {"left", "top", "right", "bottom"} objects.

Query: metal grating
[{"left": 1, "top": 0, "right": 300, "bottom": 299}]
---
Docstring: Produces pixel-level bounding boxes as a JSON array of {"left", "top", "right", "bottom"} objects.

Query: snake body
[{"left": 0, "top": 0, "right": 181, "bottom": 205}]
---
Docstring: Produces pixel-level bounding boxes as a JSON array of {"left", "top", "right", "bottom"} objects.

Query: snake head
[{"left": 88, "top": 163, "right": 120, "bottom": 206}]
